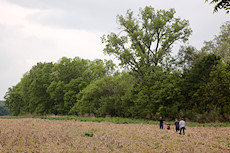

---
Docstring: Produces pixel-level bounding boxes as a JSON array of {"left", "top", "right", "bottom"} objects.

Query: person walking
[{"left": 179, "top": 118, "right": 186, "bottom": 135}]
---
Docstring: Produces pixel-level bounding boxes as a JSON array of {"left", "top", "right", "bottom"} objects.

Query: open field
[{"left": 0, "top": 118, "right": 229, "bottom": 152}]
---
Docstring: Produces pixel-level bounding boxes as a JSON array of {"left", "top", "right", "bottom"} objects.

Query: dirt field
[{"left": 0, "top": 118, "right": 229, "bottom": 153}]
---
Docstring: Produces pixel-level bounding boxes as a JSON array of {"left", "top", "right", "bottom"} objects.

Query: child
[
  {"left": 174, "top": 118, "right": 179, "bottom": 132},
  {"left": 167, "top": 122, "right": 170, "bottom": 130}
]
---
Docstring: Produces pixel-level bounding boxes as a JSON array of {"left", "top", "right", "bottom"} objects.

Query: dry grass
[{"left": 0, "top": 118, "right": 229, "bottom": 152}]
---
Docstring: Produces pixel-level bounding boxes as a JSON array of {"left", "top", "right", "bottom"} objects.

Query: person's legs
[
  {"left": 160, "top": 124, "right": 163, "bottom": 129},
  {"left": 176, "top": 127, "right": 179, "bottom": 132},
  {"left": 182, "top": 127, "right": 185, "bottom": 135}
]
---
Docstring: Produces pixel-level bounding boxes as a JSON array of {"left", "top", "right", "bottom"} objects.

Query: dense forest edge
[{"left": 4, "top": 6, "right": 230, "bottom": 123}]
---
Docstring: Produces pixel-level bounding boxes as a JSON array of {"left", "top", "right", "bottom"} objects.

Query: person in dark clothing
[
  {"left": 159, "top": 117, "right": 164, "bottom": 129},
  {"left": 174, "top": 118, "right": 180, "bottom": 132}
]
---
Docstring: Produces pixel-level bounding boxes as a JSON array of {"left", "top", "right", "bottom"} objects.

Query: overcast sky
[{"left": 0, "top": 0, "right": 229, "bottom": 100}]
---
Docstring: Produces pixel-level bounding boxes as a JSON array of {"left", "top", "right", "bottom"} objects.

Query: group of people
[{"left": 158, "top": 117, "right": 186, "bottom": 135}]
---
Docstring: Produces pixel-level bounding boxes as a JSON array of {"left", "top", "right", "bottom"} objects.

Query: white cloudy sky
[{"left": 0, "top": 0, "right": 229, "bottom": 100}]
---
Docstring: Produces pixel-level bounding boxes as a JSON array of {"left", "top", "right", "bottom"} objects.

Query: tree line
[{"left": 4, "top": 7, "right": 230, "bottom": 122}]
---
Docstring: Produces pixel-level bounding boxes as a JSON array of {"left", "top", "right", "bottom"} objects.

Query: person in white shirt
[{"left": 179, "top": 118, "right": 186, "bottom": 135}]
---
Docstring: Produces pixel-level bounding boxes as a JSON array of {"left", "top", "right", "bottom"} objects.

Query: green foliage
[
  {"left": 205, "top": 0, "right": 230, "bottom": 13},
  {"left": 4, "top": 57, "right": 116, "bottom": 116},
  {"left": 40, "top": 116, "right": 157, "bottom": 125},
  {"left": 202, "top": 22, "right": 230, "bottom": 62},
  {"left": 176, "top": 22, "right": 230, "bottom": 122},
  {"left": 4, "top": 85, "right": 25, "bottom": 116},
  {"left": 70, "top": 73, "right": 135, "bottom": 117},
  {"left": 127, "top": 69, "right": 183, "bottom": 119},
  {"left": 0, "top": 101, "right": 10, "bottom": 116},
  {"left": 193, "top": 61, "right": 230, "bottom": 121},
  {"left": 101, "top": 6, "right": 192, "bottom": 120},
  {"left": 3, "top": 8, "right": 230, "bottom": 122},
  {"left": 176, "top": 45, "right": 198, "bottom": 71},
  {"left": 102, "top": 6, "right": 192, "bottom": 81},
  {"left": 180, "top": 54, "right": 220, "bottom": 112},
  {"left": 84, "top": 132, "right": 94, "bottom": 137},
  {"left": 47, "top": 81, "right": 65, "bottom": 114}
]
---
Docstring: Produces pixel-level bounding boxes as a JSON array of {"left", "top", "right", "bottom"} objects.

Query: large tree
[
  {"left": 102, "top": 6, "right": 192, "bottom": 118},
  {"left": 102, "top": 6, "right": 192, "bottom": 81}
]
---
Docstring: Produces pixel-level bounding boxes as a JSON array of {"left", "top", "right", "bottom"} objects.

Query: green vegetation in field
[
  {"left": 40, "top": 116, "right": 158, "bottom": 125},
  {"left": 1, "top": 116, "right": 230, "bottom": 127},
  {"left": 84, "top": 132, "right": 94, "bottom": 137}
]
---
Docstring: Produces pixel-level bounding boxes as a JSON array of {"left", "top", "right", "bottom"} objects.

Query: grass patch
[
  {"left": 39, "top": 116, "right": 158, "bottom": 125},
  {"left": 84, "top": 132, "right": 94, "bottom": 137},
  {"left": 186, "top": 122, "right": 230, "bottom": 127}
]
